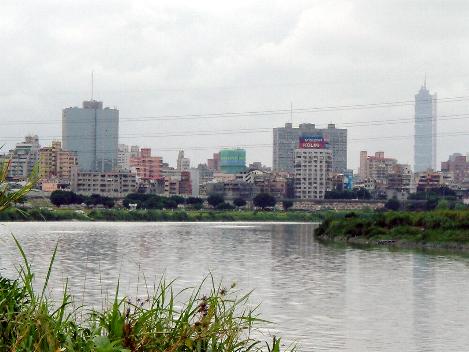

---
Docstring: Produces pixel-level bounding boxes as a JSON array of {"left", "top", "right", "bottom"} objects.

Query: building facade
[
  {"left": 273, "top": 123, "right": 347, "bottom": 174},
  {"left": 70, "top": 168, "right": 137, "bottom": 198},
  {"left": 219, "top": 149, "right": 246, "bottom": 174},
  {"left": 294, "top": 138, "right": 332, "bottom": 200},
  {"left": 62, "top": 100, "right": 119, "bottom": 172},
  {"left": 129, "top": 148, "right": 163, "bottom": 181},
  {"left": 7, "top": 135, "right": 41, "bottom": 181},
  {"left": 359, "top": 151, "right": 398, "bottom": 184},
  {"left": 39, "top": 141, "right": 78, "bottom": 180},
  {"left": 176, "top": 150, "right": 191, "bottom": 171},
  {"left": 414, "top": 83, "right": 437, "bottom": 172}
]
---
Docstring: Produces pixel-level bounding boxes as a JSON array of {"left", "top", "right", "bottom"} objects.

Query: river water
[{"left": 1, "top": 221, "right": 469, "bottom": 351}]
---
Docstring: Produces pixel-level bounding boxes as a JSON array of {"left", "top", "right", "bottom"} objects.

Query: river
[{"left": 1, "top": 221, "right": 469, "bottom": 351}]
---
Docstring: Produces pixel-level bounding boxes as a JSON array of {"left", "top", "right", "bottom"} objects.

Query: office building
[
  {"left": 62, "top": 100, "right": 119, "bottom": 172},
  {"left": 414, "top": 82, "right": 437, "bottom": 172},
  {"left": 294, "top": 136, "right": 332, "bottom": 199},
  {"left": 273, "top": 123, "right": 347, "bottom": 173}
]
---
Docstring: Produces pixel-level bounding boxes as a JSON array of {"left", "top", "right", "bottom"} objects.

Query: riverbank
[
  {"left": 315, "top": 210, "right": 469, "bottom": 252},
  {"left": 0, "top": 207, "right": 324, "bottom": 222}
]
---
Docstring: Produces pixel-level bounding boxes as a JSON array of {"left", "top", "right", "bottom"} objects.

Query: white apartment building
[{"left": 294, "top": 148, "right": 332, "bottom": 199}]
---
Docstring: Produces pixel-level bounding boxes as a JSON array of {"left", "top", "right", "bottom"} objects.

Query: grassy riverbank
[
  {"left": 315, "top": 210, "right": 469, "bottom": 251},
  {"left": 0, "top": 207, "right": 323, "bottom": 222}
]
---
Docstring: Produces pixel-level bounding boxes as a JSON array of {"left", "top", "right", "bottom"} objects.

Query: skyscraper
[
  {"left": 273, "top": 123, "right": 347, "bottom": 173},
  {"left": 414, "top": 82, "right": 437, "bottom": 172},
  {"left": 62, "top": 100, "right": 119, "bottom": 172}
]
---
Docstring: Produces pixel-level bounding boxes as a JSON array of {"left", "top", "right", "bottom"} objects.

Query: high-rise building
[
  {"left": 176, "top": 150, "right": 190, "bottom": 171},
  {"left": 359, "top": 151, "right": 397, "bottom": 183},
  {"left": 273, "top": 123, "right": 347, "bottom": 174},
  {"left": 294, "top": 136, "right": 332, "bottom": 199},
  {"left": 39, "top": 141, "right": 78, "bottom": 180},
  {"left": 219, "top": 149, "right": 246, "bottom": 174},
  {"left": 7, "top": 135, "right": 41, "bottom": 181},
  {"left": 414, "top": 82, "right": 437, "bottom": 172},
  {"left": 62, "top": 100, "right": 119, "bottom": 172}
]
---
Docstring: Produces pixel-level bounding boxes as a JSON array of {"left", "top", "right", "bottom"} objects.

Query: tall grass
[{"left": 0, "top": 238, "right": 294, "bottom": 351}]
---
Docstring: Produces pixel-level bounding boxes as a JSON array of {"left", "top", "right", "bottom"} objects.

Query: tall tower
[
  {"left": 62, "top": 100, "right": 119, "bottom": 172},
  {"left": 414, "top": 81, "right": 437, "bottom": 172}
]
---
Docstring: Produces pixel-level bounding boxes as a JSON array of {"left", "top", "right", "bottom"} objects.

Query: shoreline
[{"left": 0, "top": 207, "right": 324, "bottom": 223}]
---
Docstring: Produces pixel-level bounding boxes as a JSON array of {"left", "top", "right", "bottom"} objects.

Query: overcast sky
[{"left": 1, "top": 0, "right": 469, "bottom": 170}]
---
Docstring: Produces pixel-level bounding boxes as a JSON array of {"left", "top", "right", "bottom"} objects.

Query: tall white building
[
  {"left": 62, "top": 100, "right": 119, "bottom": 172},
  {"left": 117, "top": 144, "right": 131, "bottom": 171},
  {"left": 414, "top": 82, "right": 437, "bottom": 172},
  {"left": 294, "top": 137, "right": 332, "bottom": 199}
]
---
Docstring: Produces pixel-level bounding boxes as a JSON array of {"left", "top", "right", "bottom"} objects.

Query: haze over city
[{"left": 2, "top": 0, "right": 469, "bottom": 169}]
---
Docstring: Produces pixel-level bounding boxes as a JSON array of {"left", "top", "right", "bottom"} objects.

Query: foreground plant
[{"left": 0, "top": 238, "right": 294, "bottom": 352}]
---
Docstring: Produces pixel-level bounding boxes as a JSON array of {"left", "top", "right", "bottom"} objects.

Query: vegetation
[
  {"left": 51, "top": 190, "right": 115, "bottom": 208},
  {"left": 384, "top": 197, "right": 401, "bottom": 211},
  {"left": 282, "top": 201, "right": 293, "bottom": 211},
  {"left": 0, "top": 239, "right": 294, "bottom": 351},
  {"left": 0, "top": 207, "right": 323, "bottom": 222},
  {"left": 325, "top": 188, "right": 372, "bottom": 200},
  {"left": 253, "top": 193, "right": 276, "bottom": 210},
  {"left": 315, "top": 210, "right": 469, "bottom": 249},
  {"left": 233, "top": 198, "right": 247, "bottom": 208},
  {"left": 207, "top": 194, "right": 224, "bottom": 208},
  {"left": 123, "top": 193, "right": 186, "bottom": 210}
]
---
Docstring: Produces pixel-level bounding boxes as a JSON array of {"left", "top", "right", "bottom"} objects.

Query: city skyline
[{"left": 2, "top": 1, "right": 469, "bottom": 169}]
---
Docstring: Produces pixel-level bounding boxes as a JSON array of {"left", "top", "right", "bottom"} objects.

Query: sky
[{"left": 1, "top": 0, "right": 469, "bottom": 170}]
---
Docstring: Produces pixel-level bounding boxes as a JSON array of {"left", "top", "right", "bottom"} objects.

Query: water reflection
[{"left": 1, "top": 222, "right": 469, "bottom": 351}]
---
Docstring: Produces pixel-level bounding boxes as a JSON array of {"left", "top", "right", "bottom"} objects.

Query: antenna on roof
[
  {"left": 290, "top": 102, "right": 293, "bottom": 124},
  {"left": 91, "top": 70, "right": 94, "bottom": 100}
]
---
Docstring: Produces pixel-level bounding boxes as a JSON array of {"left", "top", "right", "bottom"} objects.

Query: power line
[
  {"left": 0, "top": 94, "right": 467, "bottom": 126},
  {"left": 1, "top": 112, "right": 468, "bottom": 142}
]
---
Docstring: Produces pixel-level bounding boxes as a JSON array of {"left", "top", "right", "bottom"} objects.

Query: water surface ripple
[{"left": 1, "top": 222, "right": 468, "bottom": 351}]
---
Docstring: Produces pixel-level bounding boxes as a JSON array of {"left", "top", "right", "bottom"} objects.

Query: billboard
[{"left": 299, "top": 136, "right": 328, "bottom": 149}]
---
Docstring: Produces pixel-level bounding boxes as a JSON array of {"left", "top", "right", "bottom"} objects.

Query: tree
[
  {"left": 170, "top": 195, "right": 185, "bottom": 205},
  {"left": 233, "top": 198, "right": 246, "bottom": 208},
  {"left": 216, "top": 202, "right": 235, "bottom": 210},
  {"left": 253, "top": 193, "right": 276, "bottom": 209},
  {"left": 186, "top": 197, "right": 203, "bottom": 205},
  {"left": 385, "top": 197, "right": 400, "bottom": 211},
  {"left": 50, "top": 190, "right": 74, "bottom": 207},
  {"left": 207, "top": 194, "right": 224, "bottom": 208},
  {"left": 282, "top": 200, "right": 294, "bottom": 211}
]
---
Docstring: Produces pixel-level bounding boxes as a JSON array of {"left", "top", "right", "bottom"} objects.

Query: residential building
[
  {"left": 294, "top": 137, "right": 332, "bottom": 200},
  {"left": 176, "top": 150, "right": 191, "bottom": 171},
  {"left": 7, "top": 135, "right": 41, "bottom": 181},
  {"left": 415, "top": 170, "right": 444, "bottom": 192},
  {"left": 39, "top": 141, "right": 78, "bottom": 180},
  {"left": 129, "top": 148, "right": 163, "bottom": 181},
  {"left": 273, "top": 122, "right": 347, "bottom": 173},
  {"left": 359, "top": 151, "right": 398, "bottom": 184},
  {"left": 205, "top": 180, "right": 258, "bottom": 200},
  {"left": 441, "top": 153, "right": 469, "bottom": 185},
  {"left": 414, "top": 82, "right": 437, "bottom": 172},
  {"left": 70, "top": 167, "right": 137, "bottom": 198},
  {"left": 62, "top": 100, "right": 119, "bottom": 172},
  {"left": 219, "top": 149, "right": 246, "bottom": 174},
  {"left": 117, "top": 144, "right": 131, "bottom": 171},
  {"left": 207, "top": 153, "right": 220, "bottom": 171}
]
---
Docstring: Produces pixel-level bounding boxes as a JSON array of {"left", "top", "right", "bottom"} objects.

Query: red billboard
[{"left": 299, "top": 136, "right": 328, "bottom": 149}]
